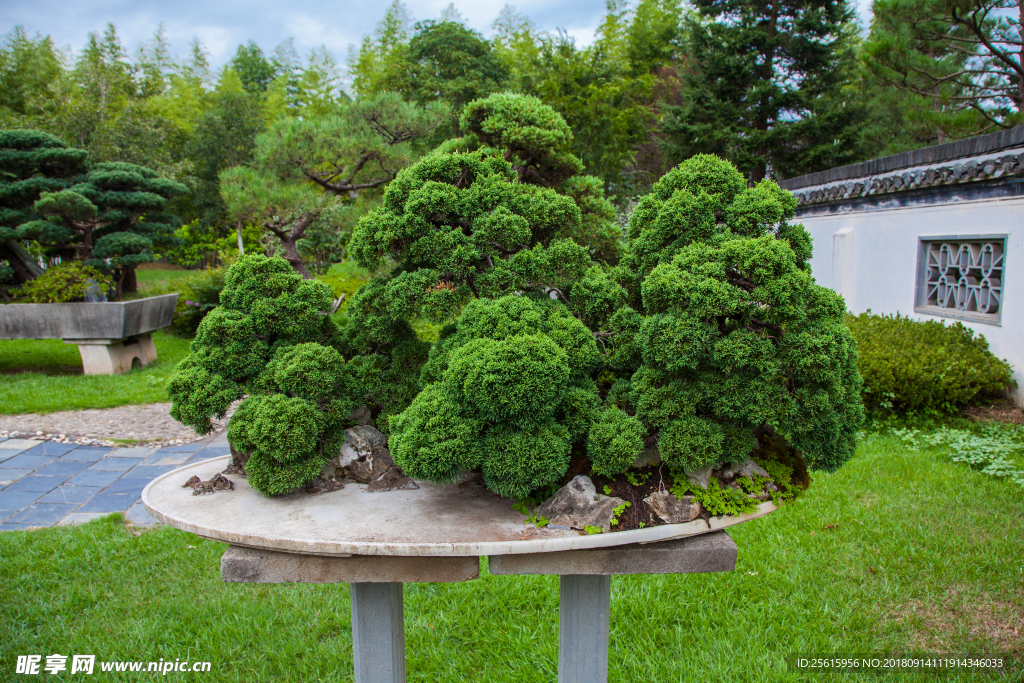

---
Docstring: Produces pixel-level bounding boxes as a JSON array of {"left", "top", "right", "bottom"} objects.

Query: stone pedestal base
[{"left": 70, "top": 334, "right": 157, "bottom": 375}]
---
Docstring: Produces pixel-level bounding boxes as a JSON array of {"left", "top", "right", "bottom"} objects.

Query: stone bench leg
[
  {"left": 351, "top": 582, "right": 406, "bottom": 683},
  {"left": 71, "top": 334, "right": 156, "bottom": 375},
  {"left": 559, "top": 574, "right": 610, "bottom": 683}
]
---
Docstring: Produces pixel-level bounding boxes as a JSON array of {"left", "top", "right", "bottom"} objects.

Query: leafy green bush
[
  {"left": 13, "top": 262, "right": 113, "bottom": 303},
  {"left": 389, "top": 295, "right": 600, "bottom": 498},
  {"left": 895, "top": 424, "right": 1024, "bottom": 490},
  {"left": 846, "top": 312, "right": 1014, "bottom": 415},
  {"left": 168, "top": 255, "right": 364, "bottom": 496},
  {"left": 604, "top": 154, "right": 864, "bottom": 475},
  {"left": 171, "top": 267, "right": 227, "bottom": 336}
]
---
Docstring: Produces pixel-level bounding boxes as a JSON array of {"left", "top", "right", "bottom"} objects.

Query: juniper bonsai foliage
[
  {"left": 389, "top": 294, "right": 602, "bottom": 499},
  {"left": 168, "top": 254, "right": 364, "bottom": 496},
  {"left": 603, "top": 154, "right": 864, "bottom": 475}
]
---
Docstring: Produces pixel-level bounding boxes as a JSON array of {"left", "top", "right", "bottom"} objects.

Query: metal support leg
[
  {"left": 350, "top": 582, "right": 406, "bottom": 683},
  {"left": 558, "top": 574, "right": 610, "bottom": 683}
]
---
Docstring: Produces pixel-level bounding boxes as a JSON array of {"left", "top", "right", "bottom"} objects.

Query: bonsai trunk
[
  {"left": 122, "top": 267, "right": 138, "bottom": 294},
  {"left": 0, "top": 239, "right": 43, "bottom": 284},
  {"left": 281, "top": 238, "right": 312, "bottom": 279}
]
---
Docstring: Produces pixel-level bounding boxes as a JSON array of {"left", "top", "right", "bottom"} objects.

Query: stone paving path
[{"left": 0, "top": 434, "right": 229, "bottom": 531}]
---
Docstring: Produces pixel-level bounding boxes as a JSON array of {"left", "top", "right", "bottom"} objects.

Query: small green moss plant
[
  {"left": 669, "top": 474, "right": 760, "bottom": 517},
  {"left": 167, "top": 255, "right": 363, "bottom": 496},
  {"left": 12, "top": 261, "right": 113, "bottom": 303},
  {"left": 846, "top": 311, "right": 1014, "bottom": 416}
]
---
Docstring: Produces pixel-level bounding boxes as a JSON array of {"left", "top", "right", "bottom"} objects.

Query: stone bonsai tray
[{"left": 142, "top": 455, "right": 776, "bottom": 557}]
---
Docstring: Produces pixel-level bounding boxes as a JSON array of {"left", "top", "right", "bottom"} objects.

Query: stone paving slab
[
  {"left": 0, "top": 435, "right": 230, "bottom": 530},
  {"left": 1, "top": 438, "right": 230, "bottom": 528},
  {"left": 1, "top": 454, "right": 58, "bottom": 470},
  {"left": 0, "top": 469, "right": 33, "bottom": 486}
]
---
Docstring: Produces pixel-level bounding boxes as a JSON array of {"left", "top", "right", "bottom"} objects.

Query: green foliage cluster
[
  {"left": 896, "top": 424, "right": 1024, "bottom": 491},
  {"left": 168, "top": 254, "right": 363, "bottom": 496},
  {"left": 603, "top": 154, "right": 864, "bottom": 475},
  {"left": 170, "top": 266, "right": 227, "bottom": 336},
  {"left": 390, "top": 295, "right": 600, "bottom": 498},
  {"left": 11, "top": 261, "right": 112, "bottom": 303},
  {"left": 846, "top": 312, "right": 1014, "bottom": 416},
  {"left": 670, "top": 473, "right": 760, "bottom": 516}
]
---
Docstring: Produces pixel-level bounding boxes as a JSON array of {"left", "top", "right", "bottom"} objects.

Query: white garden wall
[{"left": 799, "top": 195, "right": 1024, "bottom": 403}]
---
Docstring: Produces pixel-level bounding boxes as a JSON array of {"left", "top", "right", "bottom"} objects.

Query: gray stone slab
[
  {"left": 0, "top": 293, "right": 177, "bottom": 340},
  {"left": 488, "top": 531, "right": 737, "bottom": 576},
  {"left": 0, "top": 490, "right": 43, "bottom": 512},
  {"left": 144, "top": 456, "right": 776, "bottom": 557},
  {"left": 125, "top": 503, "right": 158, "bottom": 526},
  {"left": 88, "top": 457, "right": 145, "bottom": 472},
  {"left": 34, "top": 460, "right": 92, "bottom": 477},
  {"left": 351, "top": 582, "right": 406, "bottom": 683},
  {"left": 0, "top": 439, "right": 44, "bottom": 454},
  {"left": 23, "top": 442, "right": 78, "bottom": 456},
  {"left": 37, "top": 486, "right": 103, "bottom": 505},
  {"left": 0, "top": 449, "right": 26, "bottom": 463},
  {"left": 76, "top": 493, "right": 136, "bottom": 513},
  {"left": 559, "top": 574, "right": 610, "bottom": 683},
  {"left": 59, "top": 448, "right": 114, "bottom": 462},
  {"left": 7, "top": 503, "right": 76, "bottom": 525},
  {"left": 101, "top": 477, "right": 149, "bottom": 496},
  {"left": 0, "top": 469, "right": 33, "bottom": 486},
  {"left": 0, "top": 523, "right": 33, "bottom": 531},
  {"left": 142, "top": 453, "right": 191, "bottom": 466},
  {"left": 221, "top": 546, "right": 480, "bottom": 584},
  {"left": 3, "top": 475, "right": 69, "bottom": 493},
  {"left": 64, "top": 469, "right": 123, "bottom": 487},
  {"left": 0, "top": 454, "right": 58, "bottom": 470},
  {"left": 118, "top": 465, "right": 179, "bottom": 480},
  {"left": 107, "top": 447, "right": 159, "bottom": 459},
  {"left": 57, "top": 512, "right": 113, "bottom": 526},
  {"left": 157, "top": 443, "right": 205, "bottom": 453}
]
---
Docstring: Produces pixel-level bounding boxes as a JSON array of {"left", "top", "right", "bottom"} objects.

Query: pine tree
[{"left": 662, "top": 0, "right": 862, "bottom": 181}]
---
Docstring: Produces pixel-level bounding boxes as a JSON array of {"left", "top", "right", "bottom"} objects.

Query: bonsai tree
[
  {"left": 599, "top": 154, "right": 863, "bottom": 477},
  {"left": 168, "top": 254, "right": 364, "bottom": 496},
  {"left": 389, "top": 294, "right": 601, "bottom": 498},
  {"left": 23, "top": 162, "right": 187, "bottom": 296},
  {"left": 0, "top": 130, "right": 88, "bottom": 283}
]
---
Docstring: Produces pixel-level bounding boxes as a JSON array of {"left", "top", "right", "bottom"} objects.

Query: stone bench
[{"left": 0, "top": 294, "right": 178, "bottom": 374}]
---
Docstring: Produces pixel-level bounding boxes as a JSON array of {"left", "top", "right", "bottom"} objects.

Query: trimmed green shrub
[
  {"left": 389, "top": 295, "right": 601, "bottom": 499},
  {"left": 12, "top": 261, "right": 113, "bottom": 303},
  {"left": 168, "top": 254, "right": 364, "bottom": 496},
  {"left": 604, "top": 154, "right": 864, "bottom": 475},
  {"left": 846, "top": 311, "right": 1014, "bottom": 415},
  {"left": 171, "top": 267, "right": 227, "bottom": 336}
]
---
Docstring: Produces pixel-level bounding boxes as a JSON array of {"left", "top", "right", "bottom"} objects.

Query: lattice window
[{"left": 916, "top": 237, "right": 1004, "bottom": 325}]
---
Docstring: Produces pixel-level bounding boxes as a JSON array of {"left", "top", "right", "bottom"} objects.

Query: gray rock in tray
[
  {"left": 684, "top": 462, "right": 722, "bottom": 490},
  {"left": 320, "top": 426, "right": 417, "bottom": 492},
  {"left": 535, "top": 475, "right": 626, "bottom": 533},
  {"left": 718, "top": 458, "right": 771, "bottom": 483},
  {"left": 643, "top": 490, "right": 701, "bottom": 523}
]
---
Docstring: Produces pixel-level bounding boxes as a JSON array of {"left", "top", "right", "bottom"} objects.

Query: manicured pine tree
[{"left": 0, "top": 129, "right": 88, "bottom": 284}]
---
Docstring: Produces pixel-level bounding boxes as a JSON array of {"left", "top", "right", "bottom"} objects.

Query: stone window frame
[{"left": 914, "top": 233, "right": 1006, "bottom": 326}]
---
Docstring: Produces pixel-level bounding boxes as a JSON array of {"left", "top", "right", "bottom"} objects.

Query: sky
[{"left": 1, "top": 0, "right": 876, "bottom": 69}]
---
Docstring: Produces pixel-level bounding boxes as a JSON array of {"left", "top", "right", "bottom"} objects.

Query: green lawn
[
  {"left": 2, "top": 433, "right": 1021, "bottom": 682},
  {"left": 0, "top": 331, "right": 190, "bottom": 414},
  {"left": 135, "top": 265, "right": 194, "bottom": 294}
]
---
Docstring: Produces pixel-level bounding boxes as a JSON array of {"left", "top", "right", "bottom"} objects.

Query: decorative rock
[
  {"left": 303, "top": 477, "right": 344, "bottom": 494},
  {"left": 535, "top": 475, "right": 626, "bottom": 533},
  {"left": 718, "top": 459, "right": 770, "bottom": 483},
  {"left": 365, "top": 448, "right": 418, "bottom": 492},
  {"left": 339, "top": 425, "right": 388, "bottom": 468},
  {"left": 643, "top": 490, "right": 701, "bottom": 524},
  {"left": 631, "top": 443, "right": 661, "bottom": 468},
  {"left": 183, "top": 473, "right": 234, "bottom": 496},
  {"left": 685, "top": 462, "right": 721, "bottom": 490},
  {"left": 347, "top": 406, "right": 376, "bottom": 427}
]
